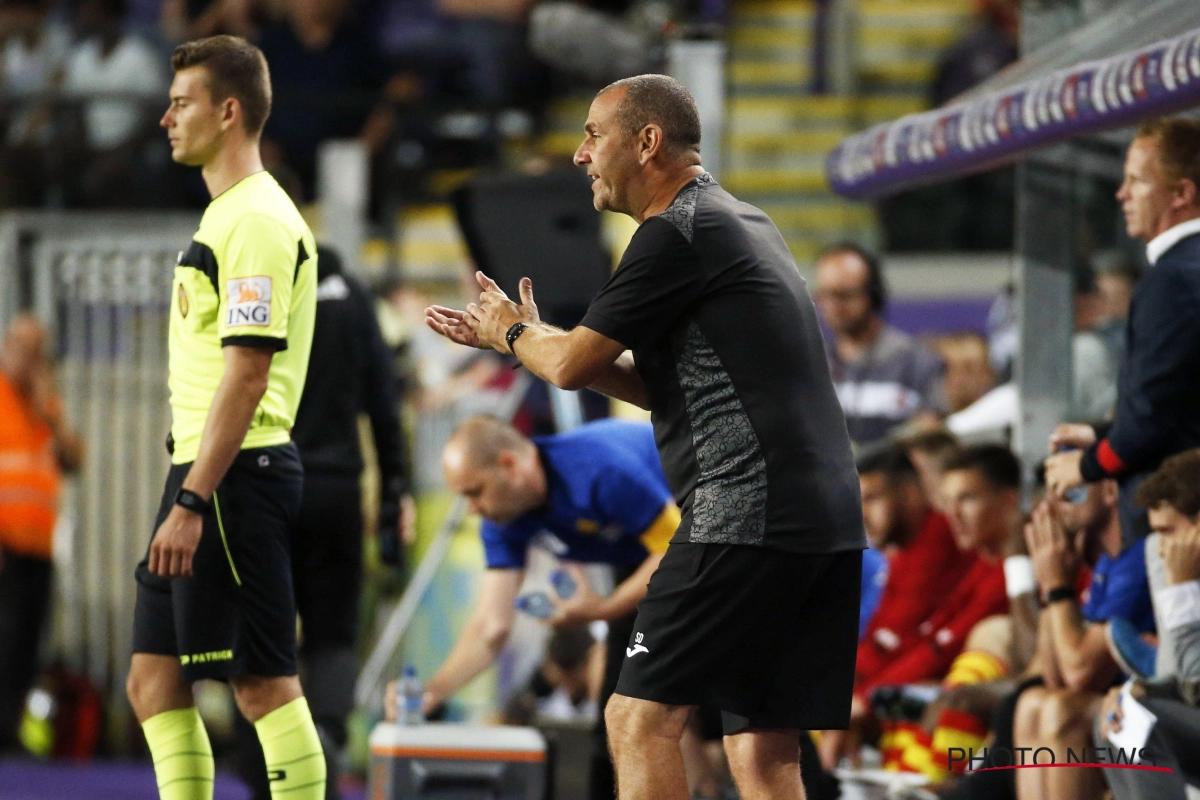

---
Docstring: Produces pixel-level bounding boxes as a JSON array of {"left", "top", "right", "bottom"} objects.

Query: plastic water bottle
[
  {"left": 515, "top": 591, "right": 555, "bottom": 619},
  {"left": 550, "top": 569, "right": 577, "bottom": 599},
  {"left": 397, "top": 666, "right": 425, "bottom": 725}
]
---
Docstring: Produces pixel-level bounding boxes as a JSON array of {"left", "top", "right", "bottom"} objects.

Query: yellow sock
[
  {"left": 142, "top": 707, "right": 214, "bottom": 800},
  {"left": 254, "top": 697, "right": 327, "bottom": 800},
  {"left": 943, "top": 650, "right": 1008, "bottom": 688}
]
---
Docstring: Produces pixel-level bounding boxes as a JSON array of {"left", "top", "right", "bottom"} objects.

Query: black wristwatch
[
  {"left": 505, "top": 322, "right": 528, "bottom": 355},
  {"left": 1044, "top": 585, "right": 1075, "bottom": 606},
  {"left": 174, "top": 488, "right": 211, "bottom": 515}
]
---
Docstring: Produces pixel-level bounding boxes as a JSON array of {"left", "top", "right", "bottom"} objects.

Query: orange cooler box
[{"left": 368, "top": 723, "right": 547, "bottom": 799}]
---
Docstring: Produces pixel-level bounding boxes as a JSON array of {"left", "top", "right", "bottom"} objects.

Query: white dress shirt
[{"left": 1146, "top": 217, "right": 1200, "bottom": 265}]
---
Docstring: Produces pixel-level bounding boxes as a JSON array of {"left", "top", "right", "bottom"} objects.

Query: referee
[
  {"left": 125, "top": 37, "right": 325, "bottom": 800},
  {"left": 427, "top": 75, "right": 865, "bottom": 800}
]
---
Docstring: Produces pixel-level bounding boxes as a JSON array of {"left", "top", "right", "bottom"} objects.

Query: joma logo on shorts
[{"left": 179, "top": 649, "right": 234, "bottom": 665}]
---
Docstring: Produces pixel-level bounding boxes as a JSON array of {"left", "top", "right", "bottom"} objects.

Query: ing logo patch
[{"left": 226, "top": 276, "right": 272, "bottom": 327}]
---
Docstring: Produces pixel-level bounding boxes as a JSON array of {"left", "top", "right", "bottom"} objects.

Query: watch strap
[
  {"left": 505, "top": 322, "right": 528, "bottom": 354},
  {"left": 174, "top": 488, "right": 211, "bottom": 515},
  {"left": 1045, "top": 585, "right": 1076, "bottom": 605}
]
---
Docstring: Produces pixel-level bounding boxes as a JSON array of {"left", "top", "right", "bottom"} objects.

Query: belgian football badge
[{"left": 178, "top": 283, "right": 189, "bottom": 318}]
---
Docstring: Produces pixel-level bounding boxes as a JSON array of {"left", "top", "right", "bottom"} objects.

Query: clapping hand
[{"left": 425, "top": 272, "right": 539, "bottom": 353}]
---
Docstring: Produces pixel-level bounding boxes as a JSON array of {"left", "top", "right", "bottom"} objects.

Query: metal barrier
[{"left": 0, "top": 212, "right": 199, "bottom": 744}]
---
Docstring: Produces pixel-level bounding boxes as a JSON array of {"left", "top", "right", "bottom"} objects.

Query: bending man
[{"left": 388, "top": 415, "right": 677, "bottom": 800}]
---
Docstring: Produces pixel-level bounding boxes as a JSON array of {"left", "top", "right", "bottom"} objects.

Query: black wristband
[
  {"left": 1045, "top": 585, "right": 1075, "bottom": 605},
  {"left": 505, "top": 322, "right": 528, "bottom": 355},
  {"left": 174, "top": 488, "right": 211, "bottom": 515}
]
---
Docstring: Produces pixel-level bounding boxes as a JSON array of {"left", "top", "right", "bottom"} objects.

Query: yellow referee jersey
[{"left": 168, "top": 171, "right": 317, "bottom": 465}]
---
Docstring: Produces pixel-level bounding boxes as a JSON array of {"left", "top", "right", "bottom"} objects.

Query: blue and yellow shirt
[
  {"left": 168, "top": 171, "right": 317, "bottom": 465},
  {"left": 481, "top": 420, "right": 679, "bottom": 569}
]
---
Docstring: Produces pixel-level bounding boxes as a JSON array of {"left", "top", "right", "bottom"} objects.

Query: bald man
[{"left": 387, "top": 414, "right": 679, "bottom": 800}]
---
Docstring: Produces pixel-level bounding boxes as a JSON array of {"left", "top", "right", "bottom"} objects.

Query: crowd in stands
[{"left": 0, "top": 0, "right": 704, "bottom": 211}]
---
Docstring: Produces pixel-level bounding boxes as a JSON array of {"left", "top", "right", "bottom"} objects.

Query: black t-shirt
[{"left": 580, "top": 173, "right": 865, "bottom": 554}]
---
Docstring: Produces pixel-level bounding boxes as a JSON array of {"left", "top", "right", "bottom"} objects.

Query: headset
[{"left": 820, "top": 241, "right": 887, "bottom": 312}]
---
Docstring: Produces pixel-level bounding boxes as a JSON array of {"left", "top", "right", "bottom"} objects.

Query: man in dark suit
[{"left": 1046, "top": 118, "right": 1200, "bottom": 544}]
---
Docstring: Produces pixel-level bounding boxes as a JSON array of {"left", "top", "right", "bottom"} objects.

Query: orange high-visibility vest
[{"left": 0, "top": 374, "right": 61, "bottom": 559}]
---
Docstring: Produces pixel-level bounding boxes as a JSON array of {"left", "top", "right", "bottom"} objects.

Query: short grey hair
[{"left": 600, "top": 74, "right": 701, "bottom": 158}]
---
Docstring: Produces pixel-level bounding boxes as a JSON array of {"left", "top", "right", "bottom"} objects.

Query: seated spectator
[
  {"left": 815, "top": 243, "right": 946, "bottom": 447},
  {"left": 898, "top": 427, "right": 959, "bottom": 510},
  {"left": 1013, "top": 478, "right": 1154, "bottom": 800},
  {"left": 932, "top": 333, "right": 1015, "bottom": 439},
  {"left": 855, "top": 447, "right": 974, "bottom": 652},
  {"left": 934, "top": 332, "right": 995, "bottom": 415},
  {"left": 819, "top": 446, "right": 979, "bottom": 770},
  {"left": 0, "top": 0, "right": 70, "bottom": 205},
  {"left": 1099, "top": 448, "right": 1200, "bottom": 800},
  {"left": 856, "top": 447, "right": 1019, "bottom": 774},
  {"left": 864, "top": 443, "right": 1022, "bottom": 695},
  {"left": 62, "top": 0, "right": 165, "bottom": 207}
]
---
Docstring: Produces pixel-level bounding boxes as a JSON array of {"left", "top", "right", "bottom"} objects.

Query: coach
[
  {"left": 426, "top": 75, "right": 865, "bottom": 800},
  {"left": 1047, "top": 118, "right": 1200, "bottom": 543}
]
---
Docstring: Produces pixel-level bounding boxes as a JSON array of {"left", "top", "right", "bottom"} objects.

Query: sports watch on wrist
[
  {"left": 174, "top": 488, "right": 211, "bottom": 515},
  {"left": 505, "top": 322, "right": 528, "bottom": 355},
  {"left": 1044, "top": 585, "right": 1075, "bottom": 606}
]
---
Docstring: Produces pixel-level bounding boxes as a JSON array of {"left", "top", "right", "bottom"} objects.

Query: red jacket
[
  {"left": 856, "top": 510, "right": 976, "bottom": 682},
  {"left": 857, "top": 557, "right": 1009, "bottom": 699}
]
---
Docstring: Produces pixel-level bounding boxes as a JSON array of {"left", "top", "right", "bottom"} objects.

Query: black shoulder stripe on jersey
[
  {"left": 295, "top": 239, "right": 309, "bottom": 283},
  {"left": 222, "top": 335, "right": 288, "bottom": 352},
  {"left": 179, "top": 240, "right": 219, "bottom": 294}
]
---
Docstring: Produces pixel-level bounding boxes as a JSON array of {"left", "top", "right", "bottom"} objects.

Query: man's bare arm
[
  {"left": 148, "top": 345, "right": 272, "bottom": 577},
  {"left": 1045, "top": 602, "right": 1118, "bottom": 692},
  {"left": 509, "top": 322, "right": 637, "bottom": 396},
  {"left": 183, "top": 345, "right": 273, "bottom": 498},
  {"left": 586, "top": 351, "right": 648, "bottom": 409},
  {"left": 427, "top": 273, "right": 644, "bottom": 403},
  {"left": 422, "top": 569, "right": 523, "bottom": 711}
]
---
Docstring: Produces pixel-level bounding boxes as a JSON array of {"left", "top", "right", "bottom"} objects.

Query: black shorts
[
  {"left": 133, "top": 444, "right": 303, "bottom": 682},
  {"left": 615, "top": 542, "right": 862, "bottom": 734}
]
